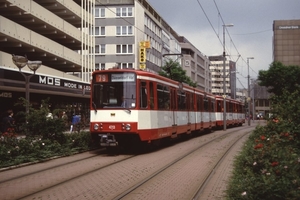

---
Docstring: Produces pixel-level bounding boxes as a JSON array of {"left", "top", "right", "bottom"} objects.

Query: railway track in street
[
  {"left": 0, "top": 122, "right": 263, "bottom": 200},
  {"left": 115, "top": 126, "right": 254, "bottom": 200}
]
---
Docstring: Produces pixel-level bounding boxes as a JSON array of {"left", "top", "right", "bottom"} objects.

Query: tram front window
[{"left": 93, "top": 82, "right": 136, "bottom": 109}]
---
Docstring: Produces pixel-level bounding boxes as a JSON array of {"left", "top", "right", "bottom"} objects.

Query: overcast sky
[{"left": 147, "top": 0, "right": 300, "bottom": 89}]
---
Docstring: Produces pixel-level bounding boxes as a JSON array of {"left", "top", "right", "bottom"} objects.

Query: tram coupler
[{"left": 99, "top": 134, "right": 118, "bottom": 147}]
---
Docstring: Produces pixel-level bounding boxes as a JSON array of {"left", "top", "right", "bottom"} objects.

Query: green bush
[
  {"left": 0, "top": 131, "right": 92, "bottom": 168},
  {"left": 226, "top": 90, "right": 300, "bottom": 199},
  {"left": 0, "top": 98, "right": 93, "bottom": 169}
]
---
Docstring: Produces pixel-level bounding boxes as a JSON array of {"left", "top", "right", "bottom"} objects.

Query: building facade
[
  {"left": 273, "top": 19, "right": 300, "bottom": 67},
  {"left": 209, "top": 56, "right": 236, "bottom": 98},
  {"left": 95, "top": 0, "right": 211, "bottom": 92},
  {"left": 0, "top": 0, "right": 95, "bottom": 118},
  {"left": 176, "top": 36, "right": 211, "bottom": 93}
]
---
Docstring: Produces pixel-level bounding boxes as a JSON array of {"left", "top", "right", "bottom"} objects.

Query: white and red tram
[
  {"left": 90, "top": 68, "right": 245, "bottom": 148},
  {"left": 215, "top": 96, "right": 245, "bottom": 128}
]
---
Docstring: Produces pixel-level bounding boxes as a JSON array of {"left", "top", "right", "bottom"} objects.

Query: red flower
[
  {"left": 254, "top": 143, "right": 264, "bottom": 149},
  {"left": 284, "top": 132, "right": 289, "bottom": 137},
  {"left": 271, "top": 161, "right": 279, "bottom": 167},
  {"left": 260, "top": 135, "right": 266, "bottom": 140}
]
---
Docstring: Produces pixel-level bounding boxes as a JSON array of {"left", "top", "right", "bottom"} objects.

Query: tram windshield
[{"left": 92, "top": 72, "right": 136, "bottom": 109}]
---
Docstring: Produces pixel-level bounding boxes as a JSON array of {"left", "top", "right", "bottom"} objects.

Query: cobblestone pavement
[{"left": 0, "top": 121, "right": 264, "bottom": 200}]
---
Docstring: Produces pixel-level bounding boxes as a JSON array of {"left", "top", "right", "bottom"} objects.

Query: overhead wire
[{"left": 212, "top": 0, "right": 259, "bottom": 78}]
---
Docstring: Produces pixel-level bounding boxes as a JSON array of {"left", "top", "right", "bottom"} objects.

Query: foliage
[
  {"left": 0, "top": 131, "right": 92, "bottom": 168},
  {"left": 0, "top": 97, "right": 93, "bottom": 169},
  {"left": 258, "top": 61, "right": 300, "bottom": 96},
  {"left": 159, "top": 60, "right": 197, "bottom": 87},
  {"left": 226, "top": 62, "right": 300, "bottom": 199},
  {"left": 226, "top": 122, "right": 300, "bottom": 199}
]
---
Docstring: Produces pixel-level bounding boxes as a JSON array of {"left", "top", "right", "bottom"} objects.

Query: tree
[
  {"left": 158, "top": 60, "right": 197, "bottom": 87},
  {"left": 258, "top": 61, "right": 300, "bottom": 96}
]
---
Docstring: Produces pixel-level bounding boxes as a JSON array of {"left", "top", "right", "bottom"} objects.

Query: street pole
[
  {"left": 252, "top": 80, "right": 255, "bottom": 120},
  {"left": 12, "top": 55, "right": 42, "bottom": 114},
  {"left": 222, "top": 24, "right": 233, "bottom": 131},
  {"left": 247, "top": 57, "right": 254, "bottom": 126}
]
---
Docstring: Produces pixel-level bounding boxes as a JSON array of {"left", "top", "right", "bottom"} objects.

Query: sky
[{"left": 147, "top": 0, "right": 300, "bottom": 89}]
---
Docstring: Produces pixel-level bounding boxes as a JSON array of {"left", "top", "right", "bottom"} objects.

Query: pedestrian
[{"left": 1, "top": 109, "right": 15, "bottom": 133}]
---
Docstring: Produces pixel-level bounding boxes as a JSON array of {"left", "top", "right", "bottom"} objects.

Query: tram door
[{"left": 170, "top": 88, "right": 177, "bottom": 133}]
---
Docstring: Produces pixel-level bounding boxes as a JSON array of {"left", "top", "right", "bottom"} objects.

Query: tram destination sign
[{"left": 111, "top": 73, "right": 135, "bottom": 82}]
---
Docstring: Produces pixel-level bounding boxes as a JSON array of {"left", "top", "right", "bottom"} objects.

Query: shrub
[
  {"left": 0, "top": 131, "right": 92, "bottom": 168},
  {"left": 226, "top": 90, "right": 300, "bottom": 199}
]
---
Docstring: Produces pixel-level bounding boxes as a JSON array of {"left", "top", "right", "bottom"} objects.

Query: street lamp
[
  {"left": 247, "top": 57, "right": 254, "bottom": 126},
  {"left": 222, "top": 24, "right": 234, "bottom": 131},
  {"left": 12, "top": 55, "right": 42, "bottom": 114}
]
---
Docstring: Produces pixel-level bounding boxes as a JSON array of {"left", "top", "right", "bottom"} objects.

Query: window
[
  {"left": 177, "top": 91, "right": 186, "bottom": 110},
  {"left": 95, "top": 44, "right": 105, "bottom": 54},
  {"left": 95, "top": 27, "right": 105, "bottom": 36},
  {"left": 116, "top": 44, "right": 133, "bottom": 54},
  {"left": 116, "top": 26, "right": 133, "bottom": 36},
  {"left": 92, "top": 72, "right": 136, "bottom": 109},
  {"left": 120, "top": 63, "right": 133, "bottom": 69},
  {"left": 140, "top": 81, "right": 148, "bottom": 109},
  {"left": 95, "top": 8, "right": 105, "bottom": 18},
  {"left": 157, "top": 84, "right": 170, "bottom": 110},
  {"left": 116, "top": 7, "right": 133, "bottom": 17},
  {"left": 95, "top": 63, "right": 105, "bottom": 70}
]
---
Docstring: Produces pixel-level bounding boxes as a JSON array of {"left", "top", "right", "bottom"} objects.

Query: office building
[{"left": 273, "top": 19, "right": 300, "bottom": 66}]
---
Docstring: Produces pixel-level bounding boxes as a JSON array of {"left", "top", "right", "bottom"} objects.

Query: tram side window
[
  {"left": 177, "top": 91, "right": 186, "bottom": 111},
  {"left": 211, "top": 99, "right": 215, "bottom": 112},
  {"left": 197, "top": 95, "right": 203, "bottom": 111},
  {"left": 188, "top": 93, "right": 194, "bottom": 111},
  {"left": 149, "top": 82, "right": 154, "bottom": 109},
  {"left": 204, "top": 97, "right": 209, "bottom": 112},
  {"left": 157, "top": 84, "right": 170, "bottom": 110},
  {"left": 217, "top": 101, "right": 222, "bottom": 112},
  {"left": 229, "top": 102, "right": 233, "bottom": 112},
  {"left": 140, "top": 81, "right": 148, "bottom": 109}
]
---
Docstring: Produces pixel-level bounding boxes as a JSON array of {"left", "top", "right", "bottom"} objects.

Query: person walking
[{"left": 1, "top": 109, "right": 15, "bottom": 133}]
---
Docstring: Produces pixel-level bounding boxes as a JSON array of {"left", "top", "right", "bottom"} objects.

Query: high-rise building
[
  {"left": 209, "top": 56, "right": 236, "bottom": 98},
  {"left": 273, "top": 19, "right": 300, "bottom": 66}
]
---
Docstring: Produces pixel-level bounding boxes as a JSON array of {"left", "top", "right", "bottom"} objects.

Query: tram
[{"left": 90, "top": 68, "right": 245, "bottom": 149}]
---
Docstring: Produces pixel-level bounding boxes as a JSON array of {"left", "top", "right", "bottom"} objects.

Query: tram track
[
  {"left": 0, "top": 150, "right": 136, "bottom": 200},
  {"left": 0, "top": 124, "right": 259, "bottom": 200},
  {"left": 113, "top": 126, "right": 254, "bottom": 200}
]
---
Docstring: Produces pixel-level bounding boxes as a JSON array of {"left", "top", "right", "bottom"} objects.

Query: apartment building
[
  {"left": 94, "top": 0, "right": 180, "bottom": 73},
  {"left": 273, "top": 19, "right": 300, "bottom": 67},
  {"left": 95, "top": 0, "right": 211, "bottom": 92},
  {"left": 0, "top": 0, "right": 95, "bottom": 115},
  {"left": 209, "top": 56, "right": 236, "bottom": 98}
]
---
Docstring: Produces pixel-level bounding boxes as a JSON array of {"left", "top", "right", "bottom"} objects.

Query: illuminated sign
[
  {"left": 111, "top": 73, "right": 135, "bottom": 82},
  {"left": 96, "top": 74, "right": 108, "bottom": 82},
  {"left": 278, "top": 25, "right": 300, "bottom": 30},
  {"left": 139, "top": 48, "right": 146, "bottom": 63},
  {"left": 140, "top": 63, "right": 146, "bottom": 70},
  {"left": 139, "top": 41, "right": 151, "bottom": 48}
]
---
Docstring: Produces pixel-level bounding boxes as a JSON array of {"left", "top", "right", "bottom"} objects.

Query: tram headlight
[
  {"left": 94, "top": 123, "right": 99, "bottom": 130},
  {"left": 125, "top": 124, "right": 131, "bottom": 131}
]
